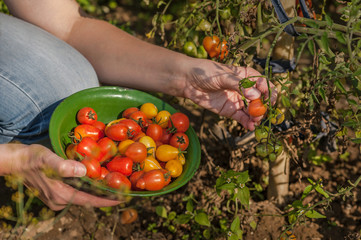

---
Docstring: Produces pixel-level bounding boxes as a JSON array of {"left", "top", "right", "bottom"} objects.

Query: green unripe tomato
[
  {"left": 196, "top": 19, "right": 212, "bottom": 32},
  {"left": 269, "top": 153, "right": 277, "bottom": 162},
  {"left": 183, "top": 41, "right": 197, "bottom": 57},
  {"left": 220, "top": 8, "right": 232, "bottom": 20},
  {"left": 256, "top": 143, "right": 269, "bottom": 158},
  {"left": 197, "top": 46, "right": 208, "bottom": 59},
  {"left": 255, "top": 126, "right": 270, "bottom": 143}
]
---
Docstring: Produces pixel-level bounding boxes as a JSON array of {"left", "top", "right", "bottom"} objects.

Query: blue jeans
[{"left": 0, "top": 13, "right": 100, "bottom": 144}]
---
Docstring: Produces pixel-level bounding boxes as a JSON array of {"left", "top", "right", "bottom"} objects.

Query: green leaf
[
  {"left": 307, "top": 40, "right": 315, "bottom": 55},
  {"left": 203, "top": 229, "right": 211, "bottom": 239},
  {"left": 351, "top": 138, "right": 361, "bottom": 143},
  {"left": 305, "top": 210, "right": 326, "bottom": 219},
  {"left": 217, "top": 183, "right": 236, "bottom": 192},
  {"left": 301, "top": 185, "right": 313, "bottom": 199},
  {"left": 155, "top": 206, "right": 167, "bottom": 218},
  {"left": 352, "top": 68, "right": 361, "bottom": 77},
  {"left": 186, "top": 199, "right": 194, "bottom": 212},
  {"left": 291, "top": 200, "right": 304, "bottom": 209},
  {"left": 335, "top": 31, "right": 347, "bottom": 45},
  {"left": 235, "top": 229, "right": 243, "bottom": 238},
  {"left": 334, "top": 79, "right": 347, "bottom": 94},
  {"left": 230, "top": 216, "right": 240, "bottom": 232},
  {"left": 168, "top": 211, "right": 177, "bottom": 220},
  {"left": 311, "top": 90, "right": 320, "bottom": 104},
  {"left": 318, "top": 87, "right": 326, "bottom": 101},
  {"left": 315, "top": 185, "right": 330, "bottom": 198},
  {"left": 249, "top": 220, "right": 257, "bottom": 230},
  {"left": 304, "top": 19, "right": 319, "bottom": 28},
  {"left": 239, "top": 78, "right": 257, "bottom": 89},
  {"left": 288, "top": 212, "right": 297, "bottom": 224},
  {"left": 342, "top": 121, "right": 357, "bottom": 127},
  {"left": 347, "top": 98, "right": 358, "bottom": 106},
  {"left": 194, "top": 211, "right": 210, "bottom": 227},
  {"left": 229, "top": 234, "right": 238, "bottom": 240},
  {"left": 281, "top": 95, "right": 291, "bottom": 107},
  {"left": 175, "top": 214, "right": 193, "bottom": 225},
  {"left": 316, "top": 37, "right": 335, "bottom": 57},
  {"left": 236, "top": 171, "right": 249, "bottom": 184},
  {"left": 325, "top": 14, "right": 333, "bottom": 26},
  {"left": 238, "top": 187, "right": 250, "bottom": 208}
]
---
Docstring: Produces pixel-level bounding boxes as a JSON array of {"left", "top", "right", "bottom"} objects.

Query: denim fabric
[{"left": 0, "top": 13, "right": 100, "bottom": 144}]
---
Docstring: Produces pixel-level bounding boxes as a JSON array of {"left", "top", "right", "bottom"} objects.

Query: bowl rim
[{"left": 49, "top": 86, "right": 201, "bottom": 197}]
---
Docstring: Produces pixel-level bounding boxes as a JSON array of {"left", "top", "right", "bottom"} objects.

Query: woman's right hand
[{"left": 1, "top": 144, "right": 120, "bottom": 211}]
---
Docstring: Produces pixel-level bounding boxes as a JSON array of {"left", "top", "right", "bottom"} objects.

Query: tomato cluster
[
  {"left": 254, "top": 126, "right": 283, "bottom": 162},
  {"left": 65, "top": 103, "right": 191, "bottom": 192}
]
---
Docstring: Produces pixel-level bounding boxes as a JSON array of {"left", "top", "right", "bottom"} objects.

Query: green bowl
[{"left": 49, "top": 86, "right": 201, "bottom": 197}]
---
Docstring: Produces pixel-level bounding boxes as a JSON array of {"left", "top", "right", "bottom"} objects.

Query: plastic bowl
[{"left": 49, "top": 86, "right": 201, "bottom": 197}]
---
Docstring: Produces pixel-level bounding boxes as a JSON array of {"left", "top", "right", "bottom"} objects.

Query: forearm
[{"left": 67, "top": 17, "right": 197, "bottom": 97}]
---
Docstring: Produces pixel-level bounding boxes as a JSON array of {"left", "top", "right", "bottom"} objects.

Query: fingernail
[{"left": 74, "top": 165, "right": 87, "bottom": 177}]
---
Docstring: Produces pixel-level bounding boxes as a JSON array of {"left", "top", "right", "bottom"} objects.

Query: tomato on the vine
[
  {"left": 255, "top": 126, "right": 270, "bottom": 143},
  {"left": 135, "top": 169, "right": 167, "bottom": 191},
  {"left": 104, "top": 172, "right": 131, "bottom": 190},
  {"left": 106, "top": 156, "right": 134, "bottom": 177},
  {"left": 169, "top": 132, "right": 189, "bottom": 151},
  {"left": 248, "top": 98, "right": 267, "bottom": 117},
  {"left": 197, "top": 46, "right": 208, "bottom": 59},
  {"left": 183, "top": 41, "right": 197, "bottom": 57},
  {"left": 168, "top": 112, "right": 190, "bottom": 133},
  {"left": 77, "top": 107, "right": 97, "bottom": 125},
  {"left": 202, "top": 35, "right": 220, "bottom": 58},
  {"left": 218, "top": 40, "right": 229, "bottom": 61}
]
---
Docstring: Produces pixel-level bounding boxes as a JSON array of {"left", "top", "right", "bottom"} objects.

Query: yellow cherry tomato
[
  {"left": 138, "top": 136, "right": 156, "bottom": 157},
  {"left": 118, "top": 139, "right": 135, "bottom": 155},
  {"left": 177, "top": 153, "right": 186, "bottom": 165},
  {"left": 155, "top": 110, "right": 171, "bottom": 128},
  {"left": 141, "top": 156, "right": 162, "bottom": 172},
  {"left": 156, "top": 144, "right": 179, "bottom": 162},
  {"left": 140, "top": 102, "right": 158, "bottom": 119},
  {"left": 165, "top": 159, "right": 183, "bottom": 178},
  {"left": 270, "top": 108, "right": 285, "bottom": 125}
]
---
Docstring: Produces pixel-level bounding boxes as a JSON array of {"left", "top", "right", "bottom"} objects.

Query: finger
[
  {"left": 40, "top": 148, "right": 87, "bottom": 178},
  {"left": 256, "top": 78, "right": 278, "bottom": 105},
  {"left": 242, "top": 87, "right": 261, "bottom": 100}
]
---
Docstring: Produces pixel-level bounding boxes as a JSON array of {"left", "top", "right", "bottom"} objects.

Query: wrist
[{"left": 0, "top": 143, "right": 28, "bottom": 176}]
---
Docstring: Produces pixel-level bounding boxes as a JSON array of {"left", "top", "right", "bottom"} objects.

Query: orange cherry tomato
[
  {"left": 218, "top": 40, "right": 228, "bottom": 61},
  {"left": 202, "top": 35, "right": 220, "bottom": 58},
  {"left": 120, "top": 208, "right": 138, "bottom": 224},
  {"left": 140, "top": 102, "right": 158, "bottom": 119},
  {"left": 155, "top": 144, "right": 180, "bottom": 162},
  {"left": 165, "top": 159, "right": 183, "bottom": 178},
  {"left": 140, "top": 156, "right": 162, "bottom": 172},
  {"left": 248, "top": 98, "right": 267, "bottom": 117},
  {"left": 155, "top": 110, "right": 172, "bottom": 128}
]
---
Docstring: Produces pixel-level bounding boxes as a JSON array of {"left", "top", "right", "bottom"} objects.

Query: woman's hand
[
  {"left": 183, "top": 60, "right": 278, "bottom": 131},
  {"left": 1, "top": 144, "right": 120, "bottom": 211}
]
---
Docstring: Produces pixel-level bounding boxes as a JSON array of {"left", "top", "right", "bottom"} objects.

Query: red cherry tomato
[
  {"left": 118, "top": 119, "right": 142, "bottom": 138},
  {"left": 129, "top": 170, "right": 145, "bottom": 190},
  {"left": 169, "top": 132, "right": 189, "bottom": 151},
  {"left": 122, "top": 107, "right": 139, "bottom": 119},
  {"left": 146, "top": 123, "right": 163, "bottom": 141},
  {"left": 77, "top": 107, "right": 98, "bottom": 125},
  {"left": 106, "top": 156, "right": 134, "bottom": 177},
  {"left": 81, "top": 156, "right": 101, "bottom": 179},
  {"left": 161, "top": 169, "right": 172, "bottom": 186},
  {"left": 104, "top": 172, "right": 131, "bottom": 190},
  {"left": 96, "top": 167, "right": 110, "bottom": 180},
  {"left": 91, "top": 120, "right": 106, "bottom": 132},
  {"left": 73, "top": 124, "right": 104, "bottom": 142},
  {"left": 98, "top": 137, "right": 118, "bottom": 162},
  {"left": 76, "top": 137, "right": 101, "bottom": 159},
  {"left": 218, "top": 40, "right": 229, "bottom": 61},
  {"left": 135, "top": 169, "right": 167, "bottom": 191},
  {"left": 125, "top": 142, "right": 147, "bottom": 163},
  {"left": 129, "top": 111, "right": 149, "bottom": 128},
  {"left": 168, "top": 112, "right": 190, "bottom": 133},
  {"left": 160, "top": 128, "right": 173, "bottom": 144},
  {"left": 105, "top": 123, "right": 129, "bottom": 142},
  {"left": 248, "top": 98, "right": 267, "bottom": 117}
]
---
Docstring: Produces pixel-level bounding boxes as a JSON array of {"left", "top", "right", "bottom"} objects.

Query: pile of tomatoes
[{"left": 65, "top": 103, "right": 190, "bottom": 192}]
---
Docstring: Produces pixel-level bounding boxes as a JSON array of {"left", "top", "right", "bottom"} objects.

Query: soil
[{"left": 1, "top": 3, "right": 361, "bottom": 240}]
